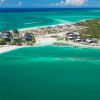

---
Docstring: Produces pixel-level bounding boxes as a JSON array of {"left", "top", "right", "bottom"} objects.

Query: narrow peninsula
[{"left": 0, "top": 18, "right": 100, "bottom": 53}]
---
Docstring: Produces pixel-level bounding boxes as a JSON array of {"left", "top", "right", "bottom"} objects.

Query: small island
[{"left": 0, "top": 18, "right": 100, "bottom": 53}]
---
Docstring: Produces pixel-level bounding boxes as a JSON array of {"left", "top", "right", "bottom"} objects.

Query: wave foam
[{"left": 24, "top": 21, "right": 44, "bottom": 25}]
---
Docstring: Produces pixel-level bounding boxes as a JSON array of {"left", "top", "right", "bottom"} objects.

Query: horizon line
[{"left": 0, "top": 7, "right": 100, "bottom": 9}]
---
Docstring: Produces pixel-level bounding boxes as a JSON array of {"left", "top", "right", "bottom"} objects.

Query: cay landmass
[{"left": 0, "top": 18, "right": 100, "bottom": 54}]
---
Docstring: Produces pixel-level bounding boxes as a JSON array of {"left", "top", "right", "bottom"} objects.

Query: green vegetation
[
  {"left": 0, "top": 38, "right": 6, "bottom": 45},
  {"left": 0, "top": 31, "right": 36, "bottom": 46},
  {"left": 76, "top": 18, "right": 100, "bottom": 39},
  {"left": 32, "top": 35, "right": 36, "bottom": 44}
]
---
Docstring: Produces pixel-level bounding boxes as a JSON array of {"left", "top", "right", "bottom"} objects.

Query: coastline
[
  {"left": 17, "top": 18, "right": 95, "bottom": 31},
  {"left": 0, "top": 18, "right": 100, "bottom": 54},
  {"left": 54, "top": 40, "right": 100, "bottom": 49},
  {"left": 1, "top": 40, "right": 100, "bottom": 55},
  {"left": 0, "top": 34, "right": 58, "bottom": 54},
  {"left": 18, "top": 23, "right": 72, "bottom": 32},
  {"left": 14, "top": 19, "right": 88, "bottom": 32},
  {"left": 0, "top": 34, "right": 100, "bottom": 54},
  {"left": 5, "top": 18, "right": 86, "bottom": 33},
  {"left": 0, "top": 46, "right": 23, "bottom": 54}
]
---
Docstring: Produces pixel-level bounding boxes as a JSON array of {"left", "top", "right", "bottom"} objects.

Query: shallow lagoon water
[
  {"left": 0, "top": 46, "right": 100, "bottom": 100},
  {"left": 0, "top": 9, "right": 100, "bottom": 31}
]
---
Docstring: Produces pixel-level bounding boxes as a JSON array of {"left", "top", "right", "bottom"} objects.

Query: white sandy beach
[
  {"left": 0, "top": 35, "right": 58, "bottom": 54},
  {"left": 34, "top": 36, "right": 57, "bottom": 46},
  {"left": 0, "top": 46, "right": 22, "bottom": 54},
  {"left": 0, "top": 24, "right": 100, "bottom": 54},
  {"left": 0, "top": 38, "right": 100, "bottom": 54},
  {"left": 1, "top": 39, "right": 100, "bottom": 55},
  {"left": 54, "top": 40, "right": 100, "bottom": 49}
]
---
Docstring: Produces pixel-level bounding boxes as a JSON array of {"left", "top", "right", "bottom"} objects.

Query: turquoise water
[
  {"left": 0, "top": 9, "right": 100, "bottom": 100},
  {"left": 0, "top": 9, "right": 100, "bottom": 31},
  {"left": 0, "top": 46, "right": 100, "bottom": 100}
]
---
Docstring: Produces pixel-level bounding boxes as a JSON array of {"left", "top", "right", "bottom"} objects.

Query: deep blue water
[{"left": 0, "top": 8, "right": 100, "bottom": 12}]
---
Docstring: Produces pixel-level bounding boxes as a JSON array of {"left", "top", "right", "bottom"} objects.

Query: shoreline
[
  {"left": 15, "top": 19, "right": 89, "bottom": 32},
  {"left": 53, "top": 40, "right": 100, "bottom": 49},
  {"left": 5, "top": 17, "right": 93, "bottom": 33},
  {"left": 0, "top": 18, "right": 100, "bottom": 54},
  {"left": 0, "top": 34, "right": 58, "bottom": 54},
  {"left": 0, "top": 46, "right": 23, "bottom": 54},
  {"left": 18, "top": 23, "right": 72, "bottom": 33},
  {"left": 0, "top": 23, "right": 72, "bottom": 33},
  {"left": 1, "top": 42, "right": 100, "bottom": 55},
  {"left": 1, "top": 19, "right": 86, "bottom": 33},
  {"left": 0, "top": 37, "right": 100, "bottom": 54}
]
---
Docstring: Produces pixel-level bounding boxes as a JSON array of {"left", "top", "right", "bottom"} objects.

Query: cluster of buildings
[
  {"left": 21, "top": 24, "right": 86, "bottom": 37},
  {"left": 0, "top": 29, "right": 36, "bottom": 45},
  {"left": 0, "top": 26, "right": 98, "bottom": 46},
  {"left": 65, "top": 32, "right": 98, "bottom": 44}
]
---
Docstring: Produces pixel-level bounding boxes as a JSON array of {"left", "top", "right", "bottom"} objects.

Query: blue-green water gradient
[
  {"left": 0, "top": 9, "right": 100, "bottom": 31},
  {"left": 0, "top": 46, "right": 100, "bottom": 100}
]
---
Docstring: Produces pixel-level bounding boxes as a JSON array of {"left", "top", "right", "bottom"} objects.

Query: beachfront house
[
  {"left": 75, "top": 38, "right": 81, "bottom": 42},
  {"left": 91, "top": 38, "right": 98, "bottom": 43},
  {"left": 24, "top": 33, "right": 36, "bottom": 45},
  {"left": 65, "top": 32, "right": 80, "bottom": 41},
  {"left": 66, "top": 32, "right": 73, "bottom": 37},
  {"left": 12, "top": 29, "right": 20, "bottom": 40},
  {"left": 0, "top": 31, "right": 12, "bottom": 43},
  {"left": 24, "top": 33, "right": 33, "bottom": 41},
  {"left": 86, "top": 38, "right": 98, "bottom": 44},
  {"left": 81, "top": 39, "right": 86, "bottom": 43},
  {"left": 12, "top": 29, "right": 22, "bottom": 45}
]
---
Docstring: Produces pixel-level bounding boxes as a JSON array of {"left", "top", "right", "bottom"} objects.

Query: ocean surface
[
  {"left": 0, "top": 8, "right": 100, "bottom": 31},
  {"left": 0, "top": 8, "right": 100, "bottom": 100},
  {"left": 0, "top": 45, "right": 100, "bottom": 100}
]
